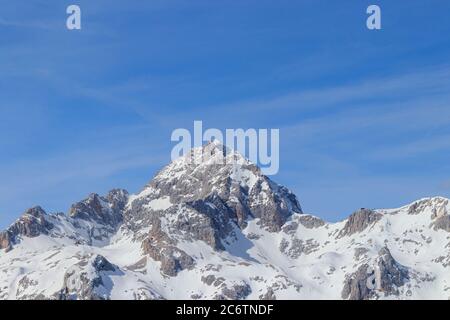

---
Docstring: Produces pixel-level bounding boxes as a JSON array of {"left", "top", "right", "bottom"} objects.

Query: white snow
[{"left": 146, "top": 196, "right": 173, "bottom": 211}]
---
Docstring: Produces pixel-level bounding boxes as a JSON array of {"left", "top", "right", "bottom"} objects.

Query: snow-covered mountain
[{"left": 1, "top": 141, "right": 449, "bottom": 300}]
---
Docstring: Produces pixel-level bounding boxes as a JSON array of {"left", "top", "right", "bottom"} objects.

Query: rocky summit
[{"left": 0, "top": 142, "right": 449, "bottom": 300}]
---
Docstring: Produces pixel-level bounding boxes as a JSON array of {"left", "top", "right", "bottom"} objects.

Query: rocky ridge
[{"left": 0, "top": 142, "right": 449, "bottom": 300}]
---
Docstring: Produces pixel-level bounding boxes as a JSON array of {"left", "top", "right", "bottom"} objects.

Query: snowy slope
[{"left": 0, "top": 142, "right": 449, "bottom": 300}]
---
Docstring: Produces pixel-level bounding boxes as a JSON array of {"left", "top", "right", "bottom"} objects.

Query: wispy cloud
[
  {"left": 0, "top": 18, "right": 55, "bottom": 30},
  {"left": 367, "top": 133, "right": 450, "bottom": 160},
  {"left": 190, "top": 65, "right": 450, "bottom": 116},
  {"left": 1, "top": 1, "right": 450, "bottom": 228},
  {"left": 0, "top": 141, "right": 166, "bottom": 199}
]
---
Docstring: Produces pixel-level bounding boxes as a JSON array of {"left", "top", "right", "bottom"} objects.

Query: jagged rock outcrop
[
  {"left": 376, "top": 247, "right": 409, "bottom": 295},
  {"left": 341, "top": 264, "right": 373, "bottom": 300},
  {"left": 142, "top": 243, "right": 195, "bottom": 277},
  {"left": 0, "top": 207, "right": 53, "bottom": 251},
  {"left": 298, "top": 215, "right": 325, "bottom": 229},
  {"left": 432, "top": 215, "right": 450, "bottom": 232},
  {"left": 342, "top": 247, "right": 409, "bottom": 300},
  {"left": 408, "top": 197, "right": 448, "bottom": 216},
  {"left": 0, "top": 231, "right": 12, "bottom": 251},
  {"left": 92, "top": 255, "right": 116, "bottom": 272},
  {"left": 182, "top": 194, "right": 235, "bottom": 250},
  {"left": 10, "top": 206, "right": 53, "bottom": 237},
  {"left": 0, "top": 190, "right": 131, "bottom": 251},
  {"left": 69, "top": 189, "right": 128, "bottom": 227},
  {"left": 58, "top": 255, "right": 119, "bottom": 300},
  {"left": 141, "top": 218, "right": 195, "bottom": 276},
  {"left": 125, "top": 142, "right": 302, "bottom": 259},
  {"left": 260, "top": 288, "right": 277, "bottom": 300},
  {"left": 1, "top": 142, "right": 449, "bottom": 300},
  {"left": 214, "top": 282, "right": 252, "bottom": 300},
  {"left": 280, "top": 238, "right": 320, "bottom": 258},
  {"left": 338, "top": 208, "right": 382, "bottom": 237}
]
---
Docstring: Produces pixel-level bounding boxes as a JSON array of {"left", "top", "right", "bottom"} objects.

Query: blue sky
[{"left": 1, "top": 0, "right": 450, "bottom": 228}]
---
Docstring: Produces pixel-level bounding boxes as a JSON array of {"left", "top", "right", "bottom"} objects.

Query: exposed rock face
[
  {"left": 57, "top": 255, "right": 162, "bottom": 301},
  {"left": 125, "top": 142, "right": 302, "bottom": 274},
  {"left": 0, "top": 231, "right": 12, "bottom": 251},
  {"left": 298, "top": 215, "right": 325, "bottom": 229},
  {"left": 1, "top": 142, "right": 449, "bottom": 300},
  {"left": 432, "top": 215, "right": 450, "bottom": 232},
  {"left": 10, "top": 207, "right": 53, "bottom": 237},
  {"left": 58, "top": 255, "right": 118, "bottom": 300},
  {"left": 69, "top": 189, "right": 128, "bottom": 227},
  {"left": 1, "top": 190, "right": 130, "bottom": 251},
  {"left": 15, "top": 275, "right": 41, "bottom": 300},
  {"left": 341, "top": 264, "right": 372, "bottom": 300},
  {"left": 0, "top": 207, "right": 53, "bottom": 251},
  {"left": 338, "top": 209, "right": 382, "bottom": 237},
  {"left": 142, "top": 242, "right": 195, "bottom": 277},
  {"left": 93, "top": 255, "right": 116, "bottom": 272},
  {"left": 214, "top": 282, "right": 252, "bottom": 300},
  {"left": 342, "top": 247, "right": 409, "bottom": 300},
  {"left": 183, "top": 194, "right": 235, "bottom": 250},
  {"left": 376, "top": 247, "right": 409, "bottom": 295},
  {"left": 280, "top": 238, "right": 320, "bottom": 259},
  {"left": 141, "top": 218, "right": 195, "bottom": 276},
  {"left": 354, "top": 247, "right": 369, "bottom": 261},
  {"left": 260, "top": 288, "right": 277, "bottom": 300},
  {"left": 408, "top": 197, "right": 448, "bottom": 216},
  {"left": 126, "top": 142, "right": 301, "bottom": 230}
]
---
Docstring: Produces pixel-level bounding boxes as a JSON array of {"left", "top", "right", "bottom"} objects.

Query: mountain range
[{"left": 1, "top": 141, "right": 449, "bottom": 300}]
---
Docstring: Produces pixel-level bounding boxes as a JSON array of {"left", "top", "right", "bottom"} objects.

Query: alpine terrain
[{"left": 0, "top": 141, "right": 449, "bottom": 300}]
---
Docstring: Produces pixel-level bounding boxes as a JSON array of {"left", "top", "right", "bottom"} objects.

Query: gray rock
[
  {"left": 298, "top": 215, "right": 325, "bottom": 229},
  {"left": 93, "top": 255, "right": 116, "bottom": 272},
  {"left": 354, "top": 247, "right": 369, "bottom": 261},
  {"left": 141, "top": 218, "right": 195, "bottom": 277},
  {"left": 260, "top": 288, "right": 277, "bottom": 300},
  {"left": 215, "top": 283, "right": 252, "bottom": 300},
  {"left": 0, "top": 206, "right": 54, "bottom": 250},
  {"left": 432, "top": 215, "right": 450, "bottom": 232},
  {"left": 57, "top": 255, "right": 119, "bottom": 300},
  {"left": 126, "top": 142, "right": 302, "bottom": 238},
  {"left": 69, "top": 189, "right": 128, "bottom": 228},
  {"left": 124, "top": 142, "right": 304, "bottom": 277},
  {"left": 342, "top": 247, "right": 409, "bottom": 300},
  {"left": 0, "top": 231, "right": 12, "bottom": 251},
  {"left": 282, "top": 221, "right": 298, "bottom": 234},
  {"left": 16, "top": 275, "right": 39, "bottom": 298},
  {"left": 341, "top": 264, "right": 372, "bottom": 300},
  {"left": 338, "top": 209, "right": 382, "bottom": 237},
  {"left": 279, "top": 238, "right": 320, "bottom": 259},
  {"left": 377, "top": 247, "right": 409, "bottom": 295},
  {"left": 409, "top": 197, "right": 448, "bottom": 216},
  {"left": 201, "top": 275, "right": 217, "bottom": 286}
]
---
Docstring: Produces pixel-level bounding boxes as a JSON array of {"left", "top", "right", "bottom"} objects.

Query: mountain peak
[
  {"left": 168, "top": 139, "right": 252, "bottom": 175},
  {"left": 397, "top": 196, "right": 449, "bottom": 217},
  {"left": 128, "top": 142, "right": 301, "bottom": 235},
  {"left": 23, "top": 206, "right": 47, "bottom": 218},
  {"left": 69, "top": 190, "right": 128, "bottom": 228},
  {"left": 1, "top": 143, "right": 450, "bottom": 299},
  {"left": 0, "top": 206, "right": 54, "bottom": 251}
]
